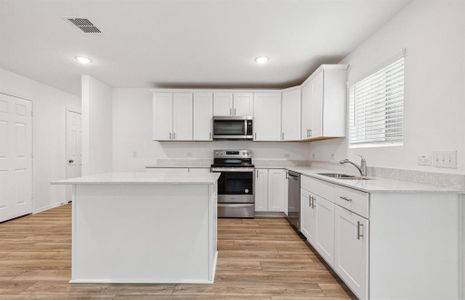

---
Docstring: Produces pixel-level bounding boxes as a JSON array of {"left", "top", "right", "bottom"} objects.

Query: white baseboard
[{"left": 33, "top": 201, "right": 68, "bottom": 214}]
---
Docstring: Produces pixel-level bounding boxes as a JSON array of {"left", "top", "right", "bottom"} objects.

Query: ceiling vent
[{"left": 67, "top": 18, "right": 101, "bottom": 33}]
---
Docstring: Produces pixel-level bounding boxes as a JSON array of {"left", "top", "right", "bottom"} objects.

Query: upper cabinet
[
  {"left": 193, "top": 92, "right": 213, "bottom": 141},
  {"left": 253, "top": 92, "right": 282, "bottom": 141},
  {"left": 213, "top": 92, "right": 253, "bottom": 116},
  {"left": 301, "top": 65, "right": 347, "bottom": 140},
  {"left": 153, "top": 64, "right": 347, "bottom": 142},
  {"left": 281, "top": 87, "right": 301, "bottom": 141},
  {"left": 153, "top": 92, "right": 193, "bottom": 141}
]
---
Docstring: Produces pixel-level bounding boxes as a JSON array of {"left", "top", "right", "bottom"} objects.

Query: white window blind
[{"left": 349, "top": 56, "right": 405, "bottom": 147}]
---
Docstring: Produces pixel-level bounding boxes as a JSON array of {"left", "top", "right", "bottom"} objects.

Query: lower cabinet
[
  {"left": 334, "top": 205, "right": 369, "bottom": 300},
  {"left": 300, "top": 189, "right": 316, "bottom": 244},
  {"left": 314, "top": 194, "right": 335, "bottom": 266},
  {"left": 255, "top": 169, "right": 287, "bottom": 213}
]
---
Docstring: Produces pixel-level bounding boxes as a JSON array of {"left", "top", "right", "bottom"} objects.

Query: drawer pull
[
  {"left": 340, "top": 196, "right": 352, "bottom": 202},
  {"left": 308, "top": 195, "right": 312, "bottom": 207},
  {"left": 357, "top": 221, "right": 364, "bottom": 240}
]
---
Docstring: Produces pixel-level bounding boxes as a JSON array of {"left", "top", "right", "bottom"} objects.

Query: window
[{"left": 349, "top": 56, "right": 405, "bottom": 148}]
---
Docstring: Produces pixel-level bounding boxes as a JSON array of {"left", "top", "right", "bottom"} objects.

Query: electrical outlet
[
  {"left": 432, "top": 151, "right": 457, "bottom": 169},
  {"left": 417, "top": 155, "right": 432, "bottom": 166}
]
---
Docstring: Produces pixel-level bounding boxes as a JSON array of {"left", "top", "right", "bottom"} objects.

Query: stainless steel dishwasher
[{"left": 286, "top": 171, "right": 301, "bottom": 231}]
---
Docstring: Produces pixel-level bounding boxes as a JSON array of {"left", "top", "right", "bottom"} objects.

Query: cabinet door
[
  {"left": 301, "top": 81, "right": 312, "bottom": 139},
  {"left": 309, "top": 70, "right": 324, "bottom": 138},
  {"left": 254, "top": 169, "right": 269, "bottom": 211},
  {"left": 315, "top": 194, "right": 335, "bottom": 266},
  {"left": 213, "top": 92, "right": 233, "bottom": 116},
  {"left": 300, "top": 189, "right": 316, "bottom": 245},
  {"left": 281, "top": 87, "right": 301, "bottom": 141},
  {"left": 233, "top": 93, "right": 253, "bottom": 116},
  {"left": 172, "top": 92, "right": 193, "bottom": 140},
  {"left": 153, "top": 92, "right": 173, "bottom": 140},
  {"left": 253, "top": 92, "right": 281, "bottom": 141},
  {"left": 193, "top": 92, "right": 213, "bottom": 141},
  {"left": 334, "top": 206, "right": 369, "bottom": 300},
  {"left": 268, "top": 169, "right": 287, "bottom": 212}
]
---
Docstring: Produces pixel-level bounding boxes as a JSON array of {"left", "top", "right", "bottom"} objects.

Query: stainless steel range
[{"left": 210, "top": 150, "right": 254, "bottom": 218}]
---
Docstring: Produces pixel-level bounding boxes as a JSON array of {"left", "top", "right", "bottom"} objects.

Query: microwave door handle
[{"left": 244, "top": 120, "right": 247, "bottom": 136}]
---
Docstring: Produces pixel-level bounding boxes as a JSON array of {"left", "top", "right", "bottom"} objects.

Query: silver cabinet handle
[
  {"left": 209, "top": 132, "right": 212, "bottom": 140},
  {"left": 357, "top": 221, "right": 364, "bottom": 240},
  {"left": 169, "top": 132, "right": 172, "bottom": 140},
  {"left": 172, "top": 132, "right": 176, "bottom": 140},
  {"left": 340, "top": 196, "right": 352, "bottom": 202},
  {"left": 254, "top": 133, "right": 257, "bottom": 140},
  {"left": 308, "top": 195, "right": 312, "bottom": 207},
  {"left": 312, "top": 196, "right": 315, "bottom": 208}
]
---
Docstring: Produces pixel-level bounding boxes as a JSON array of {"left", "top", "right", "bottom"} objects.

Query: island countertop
[{"left": 52, "top": 171, "right": 220, "bottom": 185}]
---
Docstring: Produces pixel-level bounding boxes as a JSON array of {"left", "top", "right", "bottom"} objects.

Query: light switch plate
[{"left": 432, "top": 151, "right": 457, "bottom": 169}]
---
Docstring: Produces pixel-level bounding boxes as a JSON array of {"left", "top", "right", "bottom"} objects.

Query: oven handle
[{"left": 211, "top": 167, "right": 255, "bottom": 172}]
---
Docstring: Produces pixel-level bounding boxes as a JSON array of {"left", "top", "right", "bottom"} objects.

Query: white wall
[
  {"left": 0, "top": 67, "right": 80, "bottom": 212},
  {"left": 309, "top": 0, "right": 465, "bottom": 174},
  {"left": 82, "top": 75, "right": 113, "bottom": 175},
  {"left": 112, "top": 88, "right": 312, "bottom": 171}
]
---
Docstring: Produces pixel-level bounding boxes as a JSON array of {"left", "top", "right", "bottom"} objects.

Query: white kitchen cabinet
[
  {"left": 314, "top": 194, "right": 335, "bottom": 266},
  {"left": 153, "top": 92, "right": 173, "bottom": 141},
  {"left": 153, "top": 92, "right": 193, "bottom": 141},
  {"left": 213, "top": 92, "right": 233, "bottom": 116},
  {"left": 255, "top": 168, "right": 287, "bottom": 213},
  {"left": 233, "top": 93, "right": 253, "bottom": 116},
  {"left": 254, "top": 169, "right": 269, "bottom": 212},
  {"left": 301, "top": 65, "right": 347, "bottom": 140},
  {"left": 253, "top": 92, "right": 281, "bottom": 141},
  {"left": 300, "top": 189, "right": 316, "bottom": 245},
  {"left": 213, "top": 92, "right": 253, "bottom": 116},
  {"left": 193, "top": 92, "right": 213, "bottom": 141},
  {"left": 268, "top": 169, "right": 287, "bottom": 212},
  {"left": 281, "top": 87, "right": 301, "bottom": 141},
  {"left": 173, "top": 93, "right": 193, "bottom": 141},
  {"left": 334, "top": 205, "right": 369, "bottom": 300}
]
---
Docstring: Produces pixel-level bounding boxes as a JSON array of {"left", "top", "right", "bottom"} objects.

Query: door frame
[{"left": 65, "top": 107, "right": 81, "bottom": 178}]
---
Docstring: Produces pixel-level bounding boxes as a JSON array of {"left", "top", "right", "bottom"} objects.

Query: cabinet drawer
[
  {"left": 301, "top": 176, "right": 334, "bottom": 200},
  {"left": 334, "top": 185, "right": 369, "bottom": 218}
]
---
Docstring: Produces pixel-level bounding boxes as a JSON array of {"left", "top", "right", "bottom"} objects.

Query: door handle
[
  {"left": 340, "top": 196, "right": 353, "bottom": 202},
  {"left": 357, "top": 221, "right": 364, "bottom": 240},
  {"left": 68, "top": 159, "right": 74, "bottom": 164}
]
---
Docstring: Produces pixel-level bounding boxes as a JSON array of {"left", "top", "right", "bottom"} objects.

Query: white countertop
[
  {"left": 52, "top": 172, "right": 220, "bottom": 185},
  {"left": 288, "top": 166, "right": 462, "bottom": 193}
]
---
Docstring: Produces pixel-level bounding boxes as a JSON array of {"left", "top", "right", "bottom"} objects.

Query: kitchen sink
[{"left": 317, "top": 173, "right": 371, "bottom": 180}]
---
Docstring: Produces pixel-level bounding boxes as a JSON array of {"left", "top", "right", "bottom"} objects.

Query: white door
[
  {"left": 315, "top": 194, "right": 335, "bottom": 266},
  {"left": 334, "top": 206, "right": 369, "bottom": 300},
  {"left": 172, "top": 92, "right": 193, "bottom": 141},
  {"left": 66, "top": 110, "right": 81, "bottom": 201},
  {"left": 301, "top": 81, "right": 312, "bottom": 139},
  {"left": 213, "top": 92, "right": 233, "bottom": 116},
  {"left": 153, "top": 92, "right": 173, "bottom": 140},
  {"left": 253, "top": 92, "right": 281, "bottom": 141},
  {"left": 268, "top": 169, "right": 287, "bottom": 212},
  {"left": 0, "top": 94, "right": 32, "bottom": 222},
  {"left": 193, "top": 92, "right": 213, "bottom": 141},
  {"left": 300, "top": 189, "right": 316, "bottom": 244},
  {"left": 310, "top": 70, "right": 324, "bottom": 138},
  {"left": 254, "top": 169, "right": 268, "bottom": 211},
  {"left": 281, "top": 87, "right": 301, "bottom": 141},
  {"left": 233, "top": 93, "right": 253, "bottom": 116}
]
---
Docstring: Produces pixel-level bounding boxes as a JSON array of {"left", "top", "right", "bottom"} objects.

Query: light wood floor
[{"left": 0, "top": 204, "right": 355, "bottom": 299}]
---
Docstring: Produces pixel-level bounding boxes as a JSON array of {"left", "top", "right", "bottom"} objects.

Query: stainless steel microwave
[{"left": 212, "top": 116, "right": 253, "bottom": 140}]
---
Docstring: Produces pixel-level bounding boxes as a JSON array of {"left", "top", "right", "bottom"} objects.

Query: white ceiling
[{"left": 0, "top": 0, "right": 411, "bottom": 95}]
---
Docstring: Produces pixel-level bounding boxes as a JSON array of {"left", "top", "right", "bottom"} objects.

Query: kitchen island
[{"left": 52, "top": 171, "right": 219, "bottom": 284}]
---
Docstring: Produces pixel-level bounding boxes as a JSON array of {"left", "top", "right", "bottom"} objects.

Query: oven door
[
  {"left": 212, "top": 168, "right": 254, "bottom": 203},
  {"left": 213, "top": 117, "right": 253, "bottom": 140}
]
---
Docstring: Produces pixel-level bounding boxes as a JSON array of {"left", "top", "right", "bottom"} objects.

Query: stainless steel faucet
[{"left": 339, "top": 156, "right": 368, "bottom": 177}]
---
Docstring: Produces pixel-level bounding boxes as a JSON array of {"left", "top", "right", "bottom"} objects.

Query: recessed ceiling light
[
  {"left": 75, "top": 56, "right": 92, "bottom": 64},
  {"left": 255, "top": 56, "right": 269, "bottom": 64}
]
